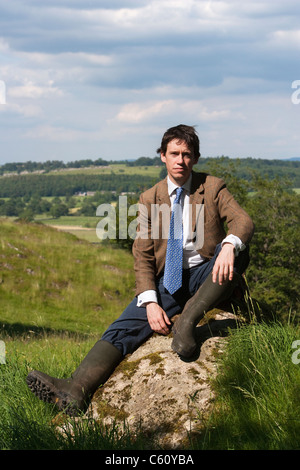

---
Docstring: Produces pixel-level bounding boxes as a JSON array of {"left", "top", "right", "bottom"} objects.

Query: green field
[
  {"left": 46, "top": 163, "right": 161, "bottom": 178},
  {"left": 39, "top": 215, "right": 101, "bottom": 243}
]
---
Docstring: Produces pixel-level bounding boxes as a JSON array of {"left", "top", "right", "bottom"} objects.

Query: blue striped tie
[{"left": 163, "top": 187, "right": 184, "bottom": 294}]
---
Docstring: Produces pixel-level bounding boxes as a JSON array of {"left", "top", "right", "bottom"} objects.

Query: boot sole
[{"left": 26, "top": 371, "right": 82, "bottom": 417}]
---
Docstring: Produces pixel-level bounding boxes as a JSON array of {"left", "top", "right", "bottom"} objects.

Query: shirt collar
[{"left": 167, "top": 173, "right": 192, "bottom": 196}]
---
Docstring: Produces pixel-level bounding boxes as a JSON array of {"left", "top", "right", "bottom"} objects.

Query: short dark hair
[{"left": 157, "top": 124, "right": 200, "bottom": 159}]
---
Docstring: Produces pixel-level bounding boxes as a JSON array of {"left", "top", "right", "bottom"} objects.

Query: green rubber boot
[
  {"left": 26, "top": 340, "right": 122, "bottom": 416},
  {"left": 172, "top": 273, "right": 239, "bottom": 358}
]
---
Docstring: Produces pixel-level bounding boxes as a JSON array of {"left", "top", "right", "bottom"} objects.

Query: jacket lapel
[{"left": 156, "top": 177, "right": 171, "bottom": 206}]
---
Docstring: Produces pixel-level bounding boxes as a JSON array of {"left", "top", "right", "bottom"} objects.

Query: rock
[{"left": 89, "top": 310, "right": 240, "bottom": 449}]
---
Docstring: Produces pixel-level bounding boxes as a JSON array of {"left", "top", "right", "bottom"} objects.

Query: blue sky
[{"left": 0, "top": 0, "right": 299, "bottom": 164}]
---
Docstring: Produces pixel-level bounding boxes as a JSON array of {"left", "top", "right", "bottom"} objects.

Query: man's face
[{"left": 161, "top": 139, "right": 199, "bottom": 186}]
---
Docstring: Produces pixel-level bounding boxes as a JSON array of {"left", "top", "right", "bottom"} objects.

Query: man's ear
[
  {"left": 193, "top": 155, "right": 199, "bottom": 166},
  {"left": 161, "top": 153, "right": 166, "bottom": 164}
]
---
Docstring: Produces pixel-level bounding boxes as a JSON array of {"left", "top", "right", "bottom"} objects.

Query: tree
[
  {"left": 108, "top": 195, "right": 139, "bottom": 251},
  {"left": 79, "top": 200, "right": 97, "bottom": 216},
  {"left": 50, "top": 203, "right": 69, "bottom": 218},
  {"left": 244, "top": 175, "right": 300, "bottom": 320},
  {"left": 17, "top": 208, "right": 35, "bottom": 222},
  {"left": 203, "top": 156, "right": 249, "bottom": 206},
  {"left": 1, "top": 198, "right": 25, "bottom": 216}
]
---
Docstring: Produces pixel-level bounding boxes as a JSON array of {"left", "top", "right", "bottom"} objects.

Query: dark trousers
[{"left": 101, "top": 244, "right": 249, "bottom": 356}]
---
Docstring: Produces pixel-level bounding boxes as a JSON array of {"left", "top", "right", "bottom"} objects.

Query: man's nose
[{"left": 177, "top": 153, "right": 184, "bottom": 164}]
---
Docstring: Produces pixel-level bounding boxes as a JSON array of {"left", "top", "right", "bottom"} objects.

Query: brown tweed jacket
[{"left": 132, "top": 171, "right": 254, "bottom": 296}]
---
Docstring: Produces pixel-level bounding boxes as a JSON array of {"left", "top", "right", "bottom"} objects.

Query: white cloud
[
  {"left": 270, "top": 29, "right": 300, "bottom": 48},
  {"left": 115, "top": 100, "right": 175, "bottom": 123},
  {"left": 115, "top": 98, "right": 233, "bottom": 125},
  {"left": 182, "top": 101, "right": 232, "bottom": 121},
  {"left": 0, "top": 37, "right": 10, "bottom": 52},
  {"left": 0, "top": 80, "right": 6, "bottom": 104},
  {"left": 15, "top": 50, "right": 113, "bottom": 67},
  {"left": 9, "top": 82, "right": 64, "bottom": 100},
  {"left": 8, "top": 103, "right": 42, "bottom": 118},
  {"left": 24, "top": 125, "right": 101, "bottom": 142}
]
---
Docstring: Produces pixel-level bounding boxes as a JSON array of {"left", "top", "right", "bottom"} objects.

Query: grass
[
  {"left": 0, "top": 218, "right": 135, "bottom": 335},
  {"left": 0, "top": 340, "right": 153, "bottom": 450},
  {"left": 39, "top": 215, "right": 100, "bottom": 227},
  {"left": 1, "top": 218, "right": 300, "bottom": 450},
  {"left": 46, "top": 163, "right": 161, "bottom": 178},
  {"left": 191, "top": 321, "right": 300, "bottom": 450}
]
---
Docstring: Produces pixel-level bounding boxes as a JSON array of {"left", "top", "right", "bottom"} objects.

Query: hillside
[{"left": 0, "top": 219, "right": 135, "bottom": 337}]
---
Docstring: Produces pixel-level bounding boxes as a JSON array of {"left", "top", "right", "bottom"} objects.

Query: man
[{"left": 27, "top": 124, "right": 254, "bottom": 416}]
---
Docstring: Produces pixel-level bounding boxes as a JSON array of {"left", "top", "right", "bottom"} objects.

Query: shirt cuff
[
  {"left": 137, "top": 290, "right": 158, "bottom": 307},
  {"left": 222, "top": 234, "right": 246, "bottom": 256}
]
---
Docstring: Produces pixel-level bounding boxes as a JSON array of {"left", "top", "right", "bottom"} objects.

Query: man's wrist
[
  {"left": 222, "top": 234, "right": 245, "bottom": 255},
  {"left": 137, "top": 290, "right": 158, "bottom": 307},
  {"left": 222, "top": 242, "right": 235, "bottom": 249},
  {"left": 222, "top": 242, "right": 236, "bottom": 255}
]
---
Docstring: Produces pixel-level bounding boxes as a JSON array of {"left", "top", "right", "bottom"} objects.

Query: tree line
[
  {"left": 0, "top": 158, "right": 110, "bottom": 175},
  {"left": 0, "top": 173, "right": 156, "bottom": 198},
  {"left": 1, "top": 155, "right": 300, "bottom": 185},
  {"left": 0, "top": 192, "right": 119, "bottom": 219}
]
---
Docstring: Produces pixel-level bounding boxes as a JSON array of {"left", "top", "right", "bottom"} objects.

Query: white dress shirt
[{"left": 137, "top": 175, "right": 245, "bottom": 307}]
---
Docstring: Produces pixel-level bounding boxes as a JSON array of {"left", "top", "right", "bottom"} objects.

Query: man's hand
[
  {"left": 212, "top": 243, "right": 235, "bottom": 285},
  {"left": 146, "top": 302, "right": 171, "bottom": 335}
]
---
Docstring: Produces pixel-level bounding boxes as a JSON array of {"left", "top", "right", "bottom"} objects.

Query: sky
[{"left": 0, "top": 0, "right": 300, "bottom": 165}]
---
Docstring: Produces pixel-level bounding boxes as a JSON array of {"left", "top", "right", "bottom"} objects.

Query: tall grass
[
  {"left": 1, "top": 336, "right": 155, "bottom": 450},
  {"left": 191, "top": 321, "right": 300, "bottom": 450}
]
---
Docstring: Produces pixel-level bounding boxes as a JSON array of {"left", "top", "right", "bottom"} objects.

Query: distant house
[{"left": 74, "top": 191, "right": 96, "bottom": 197}]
